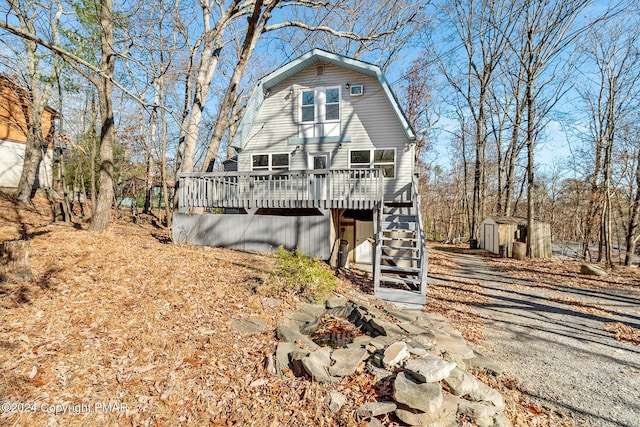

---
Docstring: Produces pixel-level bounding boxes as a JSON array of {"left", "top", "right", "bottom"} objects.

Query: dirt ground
[{"left": 1, "top": 194, "right": 638, "bottom": 426}]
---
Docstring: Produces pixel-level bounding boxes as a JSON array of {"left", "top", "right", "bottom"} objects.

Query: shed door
[
  {"left": 484, "top": 224, "right": 495, "bottom": 253},
  {"left": 355, "top": 220, "right": 373, "bottom": 264}
]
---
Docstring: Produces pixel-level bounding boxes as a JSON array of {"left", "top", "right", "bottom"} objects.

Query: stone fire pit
[{"left": 274, "top": 296, "right": 510, "bottom": 426}]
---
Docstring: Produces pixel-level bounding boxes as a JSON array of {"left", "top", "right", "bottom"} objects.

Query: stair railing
[{"left": 411, "top": 173, "right": 428, "bottom": 295}]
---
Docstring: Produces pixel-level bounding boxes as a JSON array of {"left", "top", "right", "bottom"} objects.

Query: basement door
[{"left": 355, "top": 220, "right": 374, "bottom": 264}]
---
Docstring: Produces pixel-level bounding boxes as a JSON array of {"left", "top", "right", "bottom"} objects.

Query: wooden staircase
[{"left": 373, "top": 176, "right": 427, "bottom": 309}]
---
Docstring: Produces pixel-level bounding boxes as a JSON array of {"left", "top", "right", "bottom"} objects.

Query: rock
[
  {"left": 580, "top": 263, "right": 608, "bottom": 276},
  {"left": 433, "top": 335, "right": 474, "bottom": 359},
  {"left": 385, "top": 307, "right": 419, "bottom": 323},
  {"left": 302, "top": 347, "right": 334, "bottom": 383},
  {"left": 299, "top": 318, "right": 321, "bottom": 335},
  {"left": 356, "top": 401, "right": 397, "bottom": 417},
  {"left": 329, "top": 348, "right": 368, "bottom": 377},
  {"left": 408, "top": 346, "right": 429, "bottom": 357},
  {"left": 444, "top": 367, "right": 479, "bottom": 396},
  {"left": 276, "top": 325, "right": 320, "bottom": 351},
  {"left": 370, "top": 318, "right": 404, "bottom": 337},
  {"left": 325, "top": 295, "right": 348, "bottom": 308},
  {"left": 466, "top": 355, "right": 504, "bottom": 375},
  {"left": 411, "top": 333, "right": 437, "bottom": 349},
  {"left": 399, "top": 322, "right": 432, "bottom": 336},
  {"left": 347, "top": 335, "right": 372, "bottom": 349},
  {"left": 382, "top": 342, "right": 410, "bottom": 368},
  {"left": 262, "top": 297, "right": 283, "bottom": 308},
  {"left": 299, "top": 302, "right": 327, "bottom": 317},
  {"left": 457, "top": 399, "right": 501, "bottom": 419},
  {"left": 326, "top": 305, "right": 354, "bottom": 318},
  {"left": 405, "top": 356, "right": 457, "bottom": 383},
  {"left": 468, "top": 381, "right": 505, "bottom": 410},
  {"left": 369, "top": 335, "right": 398, "bottom": 350},
  {"left": 230, "top": 318, "right": 266, "bottom": 334},
  {"left": 327, "top": 390, "right": 346, "bottom": 413},
  {"left": 442, "top": 350, "right": 467, "bottom": 371},
  {"left": 393, "top": 372, "right": 443, "bottom": 413},
  {"left": 394, "top": 398, "right": 457, "bottom": 427},
  {"left": 264, "top": 354, "right": 277, "bottom": 375},
  {"left": 275, "top": 342, "right": 301, "bottom": 372}
]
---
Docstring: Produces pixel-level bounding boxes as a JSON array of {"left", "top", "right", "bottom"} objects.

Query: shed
[{"left": 479, "top": 216, "right": 552, "bottom": 259}]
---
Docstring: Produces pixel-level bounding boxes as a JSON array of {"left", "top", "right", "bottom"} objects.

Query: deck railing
[{"left": 178, "top": 168, "right": 383, "bottom": 210}]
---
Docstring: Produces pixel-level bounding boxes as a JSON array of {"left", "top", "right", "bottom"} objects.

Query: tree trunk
[
  {"left": 0, "top": 240, "right": 33, "bottom": 282},
  {"left": 624, "top": 148, "right": 640, "bottom": 266},
  {"left": 88, "top": 0, "right": 115, "bottom": 232}
]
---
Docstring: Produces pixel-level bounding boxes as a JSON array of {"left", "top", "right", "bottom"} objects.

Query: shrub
[{"left": 272, "top": 246, "right": 337, "bottom": 303}]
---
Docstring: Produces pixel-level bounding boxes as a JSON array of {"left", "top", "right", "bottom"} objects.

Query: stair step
[
  {"left": 379, "top": 275, "right": 421, "bottom": 286},
  {"left": 381, "top": 222, "right": 417, "bottom": 229},
  {"left": 383, "top": 214, "right": 417, "bottom": 222},
  {"left": 380, "top": 265, "right": 421, "bottom": 274},
  {"left": 382, "top": 245, "right": 420, "bottom": 252},
  {"left": 374, "top": 287, "right": 425, "bottom": 308},
  {"left": 381, "top": 254, "right": 421, "bottom": 262},
  {"left": 382, "top": 207, "right": 416, "bottom": 215},
  {"left": 381, "top": 236, "right": 417, "bottom": 242}
]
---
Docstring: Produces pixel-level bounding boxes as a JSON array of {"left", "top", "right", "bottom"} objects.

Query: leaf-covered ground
[{"left": 2, "top": 194, "right": 637, "bottom": 426}]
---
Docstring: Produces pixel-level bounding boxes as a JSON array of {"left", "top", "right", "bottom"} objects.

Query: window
[
  {"left": 299, "top": 87, "right": 340, "bottom": 137},
  {"left": 348, "top": 148, "right": 395, "bottom": 178},
  {"left": 251, "top": 153, "right": 289, "bottom": 171},
  {"left": 374, "top": 149, "right": 395, "bottom": 178},
  {"left": 350, "top": 150, "right": 371, "bottom": 169},
  {"left": 349, "top": 85, "right": 363, "bottom": 96}
]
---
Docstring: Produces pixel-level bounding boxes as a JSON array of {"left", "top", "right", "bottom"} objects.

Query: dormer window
[{"left": 299, "top": 86, "right": 340, "bottom": 138}]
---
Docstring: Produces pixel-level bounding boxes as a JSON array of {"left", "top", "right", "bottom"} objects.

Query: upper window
[
  {"left": 349, "top": 149, "right": 395, "bottom": 178},
  {"left": 299, "top": 87, "right": 340, "bottom": 138}
]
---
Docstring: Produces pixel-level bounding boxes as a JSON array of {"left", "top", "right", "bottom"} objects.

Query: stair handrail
[{"left": 411, "top": 173, "right": 428, "bottom": 294}]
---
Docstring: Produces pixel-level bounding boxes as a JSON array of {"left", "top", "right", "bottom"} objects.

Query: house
[
  {"left": 0, "top": 75, "right": 57, "bottom": 190},
  {"left": 479, "top": 216, "right": 552, "bottom": 259},
  {"left": 173, "top": 50, "right": 427, "bottom": 307}
]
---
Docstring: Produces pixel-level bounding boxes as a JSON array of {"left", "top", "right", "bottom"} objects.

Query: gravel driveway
[{"left": 437, "top": 254, "right": 640, "bottom": 427}]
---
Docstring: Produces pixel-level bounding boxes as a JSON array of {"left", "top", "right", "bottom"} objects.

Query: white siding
[
  {"left": 0, "top": 139, "right": 53, "bottom": 189},
  {"left": 238, "top": 62, "right": 413, "bottom": 202}
]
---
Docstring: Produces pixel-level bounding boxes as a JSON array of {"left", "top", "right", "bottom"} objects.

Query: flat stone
[
  {"left": 394, "top": 397, "right": 457, "bottom": 427},
  {"left": 299, "top": 302, "right": 327, "bottom": 317},
  {"left": 326, "top": 305, "right": 355, "bottom": 318},
  {"left": 356, "top": 401, "right": 397, "bottom": 417},
  {"left": 405, "top": 356, "right": 457, "bottom": 383},
  {"left": 493, "top": 413, "right": 512, "bottom": 427},
  {"left": 302, "top": 347, "right": 334, "bottom": 383},
  {"left": 408, "top": 347, "right": 429, "bottom": 357},
  {"left": 457, "top": 399, "right": 501, "bottom": 419},
  {"left": 329, "top": 348, "right": 369, "bottom": 377},
  {"left": 443, "top": 350, "right": 467, "bottom": 371},
  {"left": 433, "top": 335, "right": 474, "bottom": 359},
  {"left": 299, "top": 317, "right": 321, "bottom": 335},
  {"left": 411, "top": 333, "right": 437, "bottom": 349},
  {"left": 325, "top": 295, "right": 348, "bottom": 308},
  {"left": 276, "top": 325, "right": 320, "bottom": 351},
  {"left": 468, "top": 382, "right": 505, "bottom": 410},
  {"left": 275, "top": 342, "right": 301, "bottom": 372},
  {"left": 580, "top": 263, "right": 608, "bottom": 276},
  {"left": 444, "top": 367, "right": 479, "bottom": 396},
  {"left": 369, "top": 335, "right": 398, "bottom": 350},
  {"left": 466, "top": 355, "right": 504, "bottom": 375},
  {"left": 262, "top": 297, "right": 283, "bottom": 308},
  {"left": 327, "top": 390, "right": 346, "bottom": 413},
  {"left": 399, "top": 322, "right": 432, "bottom": 336},
  {"left": 365, "top": 362, "right": 394, "bottom": 381},
  {"left": 393, "top": 372, "right": 443, "bottom": 413},
  {"left": 383, "top": 341, "right": 410, "bottom": 368},
  {"left": 386, "top": 307, "right": 419, "bottom": 323},
  {"left": 347, "top": 335, "right": 372, "bottom": 349},
  {"left": 370, "top": 318, "right": 404, "bottom": 337},
  {"left": 231, "top": 318, "right": 266, "bottom": 334}
]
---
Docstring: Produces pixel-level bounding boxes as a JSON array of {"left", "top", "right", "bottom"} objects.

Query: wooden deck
[{"left": 178, "top": 169, "right": 384, "bottom": 211}]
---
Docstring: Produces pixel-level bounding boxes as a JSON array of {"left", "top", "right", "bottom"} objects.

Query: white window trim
[
  {"left": 251, "top": 153, "right": 290, "bottom": 171},
  {"left": 298, "top": 86, "right": 341, "bottom": 124},
  {"left": 348, "top": 148, "right": 396, "bottom": 178}
]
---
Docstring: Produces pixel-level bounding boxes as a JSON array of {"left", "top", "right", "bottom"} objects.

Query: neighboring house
[
  {"left": 0, "top": 75, "right": 57, "bottom": 190},
  {"left": 173, "top": 50, "right": 427, "bottom": 307},
  {"left": 479, "top": 216, "right": 552, "bottom": 259}
]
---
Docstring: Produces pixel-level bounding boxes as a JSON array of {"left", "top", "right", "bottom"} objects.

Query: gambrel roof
[{"left": 231, "top": 49, "right": 415, "bottom": 151}]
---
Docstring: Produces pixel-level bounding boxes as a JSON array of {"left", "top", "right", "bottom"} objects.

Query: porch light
[{"left": 345, "top": 83, "right": 350, "bottom": 90}]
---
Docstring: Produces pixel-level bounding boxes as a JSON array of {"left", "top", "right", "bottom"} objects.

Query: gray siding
[
  {"left": 173, "top": 213, "right": 331, "bottom": 259},
  {"left": 238, "top": 62, "right": 414, "bottom": 202}
]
